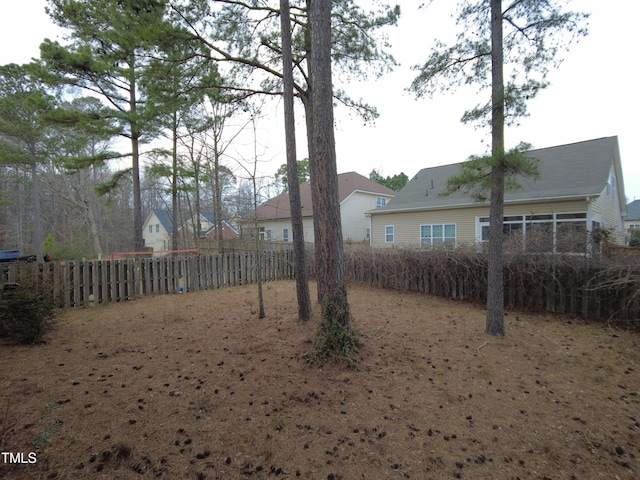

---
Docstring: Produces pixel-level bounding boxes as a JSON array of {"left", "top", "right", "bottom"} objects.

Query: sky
[{"left": 1, "top": 0, "right": 638, "bottom": 202}]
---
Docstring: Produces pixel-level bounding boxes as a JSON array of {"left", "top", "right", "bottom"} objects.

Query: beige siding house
[
  {"left": 370, "top": 137, "right": 628, "bottom": 250},
  {"left": 142, "top": 209, "right": 173, "bottom": 252},
  {"left": 243, "top": 172, "right": 395, "bottom": 243}
]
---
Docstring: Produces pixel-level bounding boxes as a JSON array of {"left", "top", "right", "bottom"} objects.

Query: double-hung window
[
  {"left": 385, "top": 225, "right": 394, "bottom": 243},
  {"left": 420, "top": 224, "right": 456, "bottom": 247}
]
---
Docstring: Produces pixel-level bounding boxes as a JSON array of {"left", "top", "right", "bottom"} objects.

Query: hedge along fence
[
  {"left": 0, "top": 250, "right": 294, "bottom": 308},
  {"left": 340, "top": 247, "right": 640, "bottom": 326}
]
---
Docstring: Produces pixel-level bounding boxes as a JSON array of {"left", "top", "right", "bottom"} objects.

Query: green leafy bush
[
  {"left": 0, "top": 284, "right": 57, "bottom": 344},
  {"left": 42, "top": 233, "right": 94, "bottom": 260}
]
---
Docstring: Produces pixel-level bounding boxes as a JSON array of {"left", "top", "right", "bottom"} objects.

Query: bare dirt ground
[{"left": 1, "top": 280, "right": 639, "bottom": 480}]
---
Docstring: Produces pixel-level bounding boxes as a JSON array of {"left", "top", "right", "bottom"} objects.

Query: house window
[
  {"left": 156, "top": 224, "right": 160, "bottom": 233},
  {"left": 385, "top": 225, "right": 394, "bottom": 243},
  {"left": 149, "top": 225, "right": 153, "bottom": 233},
  {"left": 366, "top": 228, "right": 371, "bottom": 240},
  {"left": 477, "top": 212, "right": 588, "bottom": 253},
  {"left": 282, "top": 228, "right": 289, "bottom": 242},
  {"left": 421, "top": 224, "right": 456, "bottom": 247},
  {"left": 266, "top": 229, "right": 272, "bottom": 241},
  {"left": 376, "top": 197, "right": 387, "bottom": 208}
]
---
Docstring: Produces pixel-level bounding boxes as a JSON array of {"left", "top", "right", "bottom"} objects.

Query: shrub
[{"left": 0, "top": 283, "right": 57, "bottom": 344}]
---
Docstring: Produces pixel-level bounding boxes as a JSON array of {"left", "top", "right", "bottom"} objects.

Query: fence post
[{"left": 71, "top": 261, "right": 81, "bottom": 307}]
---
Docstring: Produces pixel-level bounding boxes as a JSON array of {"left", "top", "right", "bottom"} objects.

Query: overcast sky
[{"left": 2, "top": 0, "right": 638, "bottom": 201}]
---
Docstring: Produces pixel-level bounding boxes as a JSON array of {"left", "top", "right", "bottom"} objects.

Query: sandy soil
[{"left": 1, "top": 280, "right": 639, "bottom": 479}]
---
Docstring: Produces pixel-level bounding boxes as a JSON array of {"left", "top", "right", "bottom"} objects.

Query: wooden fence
[
  {"left": 0, "top": 250, "right": 294, "bottom": 308},
  {"left": 3, "top": 246, "right": 639, "bottom": 325},
  {"left": 340, "top": 247, "right": 640, "bottom": 326}
]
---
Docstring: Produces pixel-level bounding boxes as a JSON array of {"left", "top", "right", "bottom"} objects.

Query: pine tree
[
  {"left": 411, "top": 0, "right": 588, "bottom": 336},
  {"left": 40, "top": 0, "right": 174, "bottom": 251}
]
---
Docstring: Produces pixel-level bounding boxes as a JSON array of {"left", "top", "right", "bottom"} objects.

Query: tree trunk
[
  {"left": 486, "top": 0, "right": 506, "bottom": 336},
  {"left": 213, "top": 134, "right": 224, "bottom": 253},
  {"left": 302, "top": 2, "right": 326, "bottom": 303},
  {"left": 171, "top": 111, "right": 179, "bottom": 252},
  {"left": 302, "top": 99, "right": 326, "bottom": 303},
  {"left": 280, "top": 0, "right": 312, "bottom": 321},
  {"left": 309, "top": 0, "right": 356, "bottom": 359},
  {"left": 194, "top": 164, "right": 201, "bottom": 238},
  {"left": 30, "top": 157, "right": 43, "bottom": 262},
  {"left": 129, "top": 54, "right": 144, "bottom": 253},
  {"left": 251, "top": 160, "right": 265, "bottom": 319}
]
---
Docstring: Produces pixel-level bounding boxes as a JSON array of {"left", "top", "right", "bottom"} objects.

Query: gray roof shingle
[
  {"left": 373, "top": 137, "right": 620, "bottom": 213},
  {"left": 627, "top": 200, "right": 640, "bottom": 221},
  {"left": 153, "top": 209, "right": 173, "bottom": 234}
]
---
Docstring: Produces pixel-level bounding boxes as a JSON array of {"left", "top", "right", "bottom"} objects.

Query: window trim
[
  {"left": 385, "top": 225, "right": 394, "bottom": 243},
  {"left": 420, "top": 223, "right": 456, "bottom": 247}
]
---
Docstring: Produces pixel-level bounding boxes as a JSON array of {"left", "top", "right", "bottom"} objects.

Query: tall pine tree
[
  {"left": 411, "top": 0, "right": 588, "bottom": 336},
  {"left": 41, "top": 0, "right": 174, "bottom": 251}
]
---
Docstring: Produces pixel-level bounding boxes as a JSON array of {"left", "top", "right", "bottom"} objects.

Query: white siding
[
  {"left": 253, "top": 190, "right": 392, "bottom": 244},
  {"left": 588, "top": 169, "right": 625, "bottom": 244},
  {"left": 341, "top": 191, "right": 392, "bottom": 243},
  {"left": 255, "top": 218, "right": 315, "bottom": 243}
]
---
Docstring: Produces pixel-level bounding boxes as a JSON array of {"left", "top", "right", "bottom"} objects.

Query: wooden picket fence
[
  {"left": 0, "top": 250, "right": 294, "bottom": 308},
  {"left": 3, "top": 246, "right": 639, "bottom": 325}
]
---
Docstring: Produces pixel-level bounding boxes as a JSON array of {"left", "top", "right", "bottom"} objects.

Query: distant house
[
  {"left": 242, "top": 171, "right": 395, "bottom": 243},
  {"left": 369, "top": 137, "right": 628, "bottom": 251},
  {"left": 626, "top": 199, "right": 640, "bottom": 243},
  {"left": 143, "top": 209, "right": 173, "bottom": 252},
  {"left": 197, "top": 212, "right": 241, "bottom": 241},
  {"left": 142, "top": 210, "right": 239, "bottom": 252}
]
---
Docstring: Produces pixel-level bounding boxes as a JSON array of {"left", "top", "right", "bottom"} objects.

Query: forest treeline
[{"left": 0, "top": 0, "right": 400, "bottom": 261}]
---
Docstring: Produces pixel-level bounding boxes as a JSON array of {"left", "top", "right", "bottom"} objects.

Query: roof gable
[
  {"left": 373, "top": 137, "right": 623, "bottom": 213},
  {"left": 144, "top": 209, "right": 173, "bottom": 234},
  {"left": 144, "top": 210, "right": 239, "bottom": 235},
  {"left": 627, "top": 199, "right": 640, "bottom": 221},
  {"left": 247, "top": 171, "right": 395, "bottom": 221}
]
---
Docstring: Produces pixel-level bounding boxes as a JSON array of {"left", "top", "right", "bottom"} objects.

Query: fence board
[
  {"left": 0, "top": 251, "right": 294, "bottom": 308},
  {"left": 3, "top": 249, "right": 636, "bottom": 325}
]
